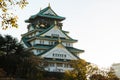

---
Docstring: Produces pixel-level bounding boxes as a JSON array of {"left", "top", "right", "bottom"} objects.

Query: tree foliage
[
  {"left": 64, "top": 59, "right": 120, "bottom": 80},
  {"left": 0, "top": 34, "right": 44, "bottom": 79},
  {"left": 64, "top": 59, "right": 88, "bottom": 80},
  {"left": 0, "top": 0, "right": 28, "bottom": 29},
  {"left": 89, "top": 67, "right": 120, "bottom": 80}
]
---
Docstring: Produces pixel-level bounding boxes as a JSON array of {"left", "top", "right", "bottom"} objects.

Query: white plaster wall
[
  {"left": 36, "top": 32, "right": 39, "bottom": 35},
  {"left": 30, "top": 39, "right": 53, "bottom": 46},
  {"left": 30, "top": 40, "right": 35, "bottom": 46},
  {"left": 35, "top": 39, "right": 39, "bottom": 44},
  {"left": 42, "top": 26, "right": 69, "bottom": 39},
  {"left": 44, "top": 63, "right": 73, "bottom": 72},
  {"left": 32, "top": 49, "right": 37, "bottom": 55},
  {"left": 70, "top": 43, "right": 73, "bottom": 47},
  {"left": 43, "top": 9, "right": 55, "bottom": 15},
  {"left": 44, "top": 40, "right": 49, "bottom": 45},
  {"left": 62, "top": 42, "right": 73, "bottom": 47},
  {"left": 29, "top": 26, "right": 34, "bottom": 31}
]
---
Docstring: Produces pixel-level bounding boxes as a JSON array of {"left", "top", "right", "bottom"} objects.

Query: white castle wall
[
  {"left": 30, "top": 39, "right": 73, "bottom": 47},
  {"left": 42, "top": 26, "right": 69, "bottom": 39}
]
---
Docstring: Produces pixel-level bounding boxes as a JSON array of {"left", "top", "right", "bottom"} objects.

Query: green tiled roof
[
  {"left": 62, "top": 30, "right": 69, "bottom": 34},
  {"left": 66, "top": 47, "right": 84, "bottom": 53},
  {"left": 27, "top": 36, "right": 77, "bottom": 43},
  {"left": 33, "top": 44, "right": 51, "bottom": 49},
  {"left": 22, "top": 37, "right": 31, "bottom": 47},
  {"left": 37, "top": 43, "right": 58, "bottom": 56},
  {"left": 25, "top": 6, "right": 65, "bottom": 23}
]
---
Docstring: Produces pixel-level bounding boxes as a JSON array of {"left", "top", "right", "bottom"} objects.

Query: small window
[
  {"left": 53, "top": 54, "right": 54, "bottom": 56},
  {"left": 66, "top": 43, "right": 70, "bottom": 47},
  {"left": 37, "top": 50, "right": 43, "bottom": 54},
  {"left": 64, "top": 64, "right": 68, "bottom": 68},
  {"left": 49, "top": 63, "right": 54, "bottom": 67},
  {"left": 64, "top": 55, "right": 66, "bottom": 57},
  {"left": 64, "top": 64, "right": 70, "bottom": 68},
  {"left": 49, "top": 41, "right": 54, "bottom": 45},
  {"left": 40, "top": 40, "right": 44, "bottom": 44}
]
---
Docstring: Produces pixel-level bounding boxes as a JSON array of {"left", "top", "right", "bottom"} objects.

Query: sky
[{"left": 1, "top": 0, "right": 120, "bottom": 68}]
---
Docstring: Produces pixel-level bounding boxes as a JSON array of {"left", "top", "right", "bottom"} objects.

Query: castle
[{"left": 21, "top": 5, "right": 84, "bottom": 72}]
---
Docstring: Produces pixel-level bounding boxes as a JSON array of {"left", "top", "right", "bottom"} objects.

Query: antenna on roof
[{"left": 48, "top": 3, "right": 51, "bottom": 7}]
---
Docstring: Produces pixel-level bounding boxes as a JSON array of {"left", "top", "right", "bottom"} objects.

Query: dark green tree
[{"left": 0, "top": 34, "right": 44, "bottom": 79}]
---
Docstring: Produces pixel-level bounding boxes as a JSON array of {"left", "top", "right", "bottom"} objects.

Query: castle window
[
  {"left": 37, "top": 50, "right": 43, "bottom": 54},
  {"left": 49, "top": 41, "right": 55, "bottom": 45},
  {"left": 49, "top": 63, "right": 54, "bottom": 67},
  {"left": 40, "top": 40, "right": 44, "bottom": 44},
  {"left": 64, "top": 64, "right": 71, "bottom": 68},
  {"left": 64, "top": 55, "right": 66, "bottom": 57},
  {"left": 53, "top": 54, "right": 54, "bottom": 56},
  {"left": 64, "top": 64, "right": 68, "bottom": 68},
  {"left": 66, "top": 43, "right": 70, "bottom": 47}
]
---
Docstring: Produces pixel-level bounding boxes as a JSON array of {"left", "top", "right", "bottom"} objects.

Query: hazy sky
[{"left": 1, "top": 0, "right": 120, "bottom": 68}]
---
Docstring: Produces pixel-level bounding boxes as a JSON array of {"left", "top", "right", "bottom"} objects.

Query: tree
[
  {"left": 0, "top": 34, "right": 44, "bottom": 79},
  {"left": 89, "top": 67, "right": 120, "bottom": 80},
  {"left": 89, "top": 74, "right": 108, "bottom": 80},
  {"left": 64, "top": 59, "right": 88, "bottom": 80},
  {"left": 64, "top": 59, "right": 113, "bottom": 80},
  {"left": 0, "top": 0, "right": 28, "bottom": 29},
  {"left": 107, "top": 68, "right": 120, "bottom": 80}
]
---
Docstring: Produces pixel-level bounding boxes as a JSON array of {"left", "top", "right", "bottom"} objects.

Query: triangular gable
[
  {"left": 41, "top": 44, "right": 78, "bottom": 60},
  {"left": 43, "top": 8, "right": 57, "bottom": 16},
  {"left": 41, "top": 25, "right": 69, "bottom": 39}
]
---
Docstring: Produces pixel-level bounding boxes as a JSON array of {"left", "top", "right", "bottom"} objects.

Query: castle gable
[
  {"left": 41, "top": 44, "right": 78, "bottom": 60},
  {"left": 41, "top": 25, "right": 69, "bottom": 39},
  {"left": 43, "top": 8, "right": 56, "bottom": 16}
]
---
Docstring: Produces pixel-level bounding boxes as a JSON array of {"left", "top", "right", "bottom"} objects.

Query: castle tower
[{"left": 21, "top": 5, "right": 84, "bottom": 72}]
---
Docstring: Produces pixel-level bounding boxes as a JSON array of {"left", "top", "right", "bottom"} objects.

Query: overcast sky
[{"left": 1, "top": 0, "right": 120, "bottom": 68}]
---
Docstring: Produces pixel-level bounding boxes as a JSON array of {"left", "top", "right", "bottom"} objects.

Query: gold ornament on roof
[
  {"left": 54, "top": 20, "right": 57, "bottom": 25},
  {"left": 58, "top": 37, "right": 61, "bottom": 43}
]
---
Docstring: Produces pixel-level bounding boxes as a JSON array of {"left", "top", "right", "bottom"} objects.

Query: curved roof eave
[{"left": 25, "top": 6, "right": 65, "bottom": 23}]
